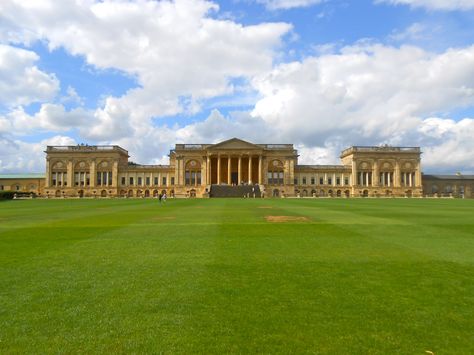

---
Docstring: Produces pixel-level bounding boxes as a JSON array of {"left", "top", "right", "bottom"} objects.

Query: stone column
[
  {"left": 217, "top": 155, "right": 221, "bottom": 185},
  {"left": 207, "top": 156, "right": 211, "bottom": 185},
  {"left": 90, "top": 160, "right": 96, "bottom": 187},
  {"left": 248, "top": 155, "right": 252, "bottom": 184},
  {"left": 112, "top": 161, "right": 118, "bottom": 187},
  {"left": 166, "top": 172, "right": 170, "bottom": 187},
  {"left": 258, "top": 155, "right": 262, "bottom": 185},
  {"left": 351, "top": 160, "right": 357, "bottom": 186},
  {"left": 333, "top": 173, "right": 336, "bottom": 187},
  {"left": 373, "top": 161, "right": 379, "bottom": 187},
  {"left": 416, "top": 161, "right": 422, "bottom": 188},
  {"left": 227, "top": 156, "right": 231, "bottom": 184},
  {"left": 394, "top": 160, "right": 401, "bottom": 187},
  {"left": 409, "top": 172, "right": 413, "bottom": 187},
  {"left": 67, "top": 160, "right": 73, "bottom": 188},
  {"left": 238, "top": 156, "right": 242, "bottom": 184}
]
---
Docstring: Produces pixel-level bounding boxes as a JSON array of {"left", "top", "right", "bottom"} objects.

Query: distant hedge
[
  {"left": 0, "top": 191, "right": 36, "bottom": 200},
  {"left": 0, "top": 191, "right": 15, "bottom": 200}
]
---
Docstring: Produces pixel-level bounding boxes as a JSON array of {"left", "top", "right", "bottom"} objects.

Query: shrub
[{"left": 0, "top": 191, "right": 15, "bottom": 200}]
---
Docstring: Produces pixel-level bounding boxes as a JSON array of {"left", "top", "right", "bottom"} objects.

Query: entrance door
[{"left": 231, "top": 172, "right": 238, "bottom": 185}]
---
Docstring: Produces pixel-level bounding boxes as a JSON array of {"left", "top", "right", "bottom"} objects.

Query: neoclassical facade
[{"left": 1, "top": 138, "right": 472, "bottom": 198}]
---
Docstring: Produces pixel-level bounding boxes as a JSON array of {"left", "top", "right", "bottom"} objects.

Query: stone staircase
[{"left": 209, "top": 184, "right": 261, "bottom": 198}]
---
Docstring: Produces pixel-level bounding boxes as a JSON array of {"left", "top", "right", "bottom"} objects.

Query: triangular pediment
[{"left": 208, "top": 138, "right": 262, "bottom": 150}]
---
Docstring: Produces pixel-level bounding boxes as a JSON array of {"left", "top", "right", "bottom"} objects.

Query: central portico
[{"left": 171, "top": 138, "right": 298, "bottom": 197}]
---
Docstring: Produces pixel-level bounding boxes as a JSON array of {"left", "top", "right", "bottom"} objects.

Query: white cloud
[
  {"left": 0, "top": 135, "right": 75, "bottom": 173},
  {"left": 0, "top": 0, "right": 291, "bottom": 140},
  {"left": 376, "top": 0, "right": 474, "bottom": 10},
  {"left": 256, "top": 0, "right": 324, "bottom": 10},
  {"left": 0, "top": 44, "right": 59, "bottom": 107},
  {"left": 250, "top": 43, "right": 474, "bottom": 171}
]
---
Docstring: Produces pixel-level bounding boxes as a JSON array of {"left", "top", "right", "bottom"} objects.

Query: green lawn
[{"left": 0, "top": 198, "right": 473, "bottom": 354}]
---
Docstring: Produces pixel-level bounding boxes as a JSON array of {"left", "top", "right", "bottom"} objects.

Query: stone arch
[
  {"left": 311, "top": 189, "right": 317, "bottom": 197},
  {"left": 344, "top": 190, "right": 350, "bottom": 198},
  {"left": 153, "top": 189, "right": 159, "bottom": 197},
  {"left": 320, "top": 189, "right": 325, "bottom": 197},
  {"left": 302, "top": 189, "right": 308, "bottom": 197},
  {"left": 328, "top": 189, "right": 334, "bottom": 197},
  {"left": 78, "top": 190, "right": 84, "bottom": 198},
  {"left": 144, "top": 190, "right": 150, "bottom": 197},
  {"left": 362, "top": 189, "right": 369, "bottom": 197},
  {"left": 120, "top": 190, "right": 126, "bottom": 197},
  {"left": 272, "top": 188, "right": 279, "bottom": 197},
  {"left": 128, "top": 190, "right": 133, "bottom": 197},
  {"left": 55, "top": 190, "right": 61, "bottom": 197},
  {"left": 189, "top": 189, "right": 196, "bottom": 198},
  {"left": 101, "top": 190, "right": 107, "bottom": 197},
  {"left": 336, "top": 190, "right": 342, "bottom": 197}
]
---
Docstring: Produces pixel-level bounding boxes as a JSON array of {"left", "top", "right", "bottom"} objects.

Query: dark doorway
[{"left": 231, "top": 172, "right": 238, "bottom": 185}]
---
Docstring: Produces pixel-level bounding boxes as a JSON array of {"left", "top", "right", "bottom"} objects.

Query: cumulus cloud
[
  {"left": 256, "top": 0, "right": 324, "bottom": 10},
  {"left": 0, "top": 44, "right": 59, "bottom": 107},
  {"left": 0, "top": 0, "right": 291, "bottom": 140},
  {"left": 250, "top": 43, "right": 474, "bottom": 171},
  {"left": 376, "top": 0, "right": 474, "bottom": 11},
  {"left": 0, "top": 135, "right": 76, "bottom": 173}
]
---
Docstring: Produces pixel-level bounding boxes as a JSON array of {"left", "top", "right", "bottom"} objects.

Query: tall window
[
  {"left": 268, "top": 160, "right": 284, "bottom": 185},
  {"left": 185, "top": 160, "right": 202, "bottom": 186},
  {"left": 74, "top": 161, "right": 90, "bottom": 187}
]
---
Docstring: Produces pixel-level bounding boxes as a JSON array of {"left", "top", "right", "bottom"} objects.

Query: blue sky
[{"left": 1, "top": 0, "right": 474, "bottom": 173}]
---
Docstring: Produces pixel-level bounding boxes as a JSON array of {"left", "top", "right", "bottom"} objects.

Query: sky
[{"left": 1, "top": 0, "right": 474, "bottom": 174}]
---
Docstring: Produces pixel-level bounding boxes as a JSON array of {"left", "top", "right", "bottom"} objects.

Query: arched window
[
  {"left": 51, "top": 161, "right": 67, "bottom": 187},
  {"left": 267, "top": 160, "right": 284, "bottom": 185},
  {"left": 185, "top": 160, "right": 202, "bottom": 186},
  {"left": 96, "top": 160, "right": 112, "bottom": 187},
  {"left": 74, "top": 161, "right": 90, "bottom": 187}
]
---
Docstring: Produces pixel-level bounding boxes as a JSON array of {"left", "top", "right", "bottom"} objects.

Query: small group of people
[{"left": 157, "top": 192, "right": 167, "bottom": 203}]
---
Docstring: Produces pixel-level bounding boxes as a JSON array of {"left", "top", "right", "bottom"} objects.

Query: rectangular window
[
  {"left": 146, "top": 177, "right": 150, "bottom": 186},
  {"left": 63, "top": 173, "right": 67, "bottom": 186},
  {"left": 138, "top": 177, "right": 142, "bottom": 186},
  {"left": 185, "top": 171, "right": 190, "bottom": 185},
  {"left": 344, "top": 177, "right": 349, "bottom": 185},
  {"left": 162, "top": 177, "right": 167, "bottom": 186},
  {"left": 191, "top": 171, "right": 196, "bottom": 185},
  {"left": 320, "top": 177, "right": 324, "bottom": 185},
  {"left": 108, "top": 171, "right": 112, "bottom": 186},
  {"left": 97, "top": 172, "right": 102, "bottom": 186},
  {"left": 302, "top": 177, "right": 307, "bottom": 185},
  {"left": 279, "top": 172, "right": 284, "bottom": 185},
  {"left": 121, "top": 177, "right": 126, "bottom": 185},
  {"left": 102, "top": 172, "right": 107, "bottom": 186},
  {"left": 52, "top": 172, "right": 57, "bottom": 186},
  {"left": 86, "top": 173, "right": 90, "bottom": 186},
  {"left": 154, "top": 177, "right": 158, "bottom": 185},
  {"left": 294, "top": 178, "right": 298, "bottom": 185},
  {"left": 311, "top": 177, "right": 315, "bottom": 185},
  {"left": 336, "top": 177, "right": 341, "bottom": 185},
  {"left": 267, "top": 172, "right": 273, "bottom": 185},
  {"left": 129, "top": 177, "right": 134, "bottom": 185},
  {"left": 75, "top": 172, "right": 80, "bottom": 186},
  {"left": 171, "top": 177, "right": 175, "bottom": 185}
]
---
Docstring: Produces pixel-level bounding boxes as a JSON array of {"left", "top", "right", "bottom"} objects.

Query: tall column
[
  {"left": 45, "top": 159, "right": 51, "bottom": 188},
  {"left": 333, "top": 173, "right": 336, "bottom": 187},
  {"left": 112, "top": 161, "right": 118, "bottom": 188},
  {"left": 238, "top": 156, "right": 242, "bottom": 184},
  {"left": 373, "top": 161, "right": 379, "bottom": 187},
  {"left": 248, "top": 155, "right": 252, "bottom": 184},
  {"left": 217, "top": 155, "right": 221, "bottom": 185},
  {"left": 416, "top": 161, "right": 422, "bottom": 188},
  {"left": 166, "top": 173, "right": 170, "bottom": 187},
  {"left": 90, "top": 160, "right": 96, "bottom": 187},
  {"left": 258, "top": 155, "right": 262, "bottom": 185},
  {"left": 207, "top": 156, "right": 211, "bottom": 185},
  {"left": 394, "top": 160, "right": 401, "bottom": 187},
  {"left": 341, "top": 173, "right": 344, "bottom": 186},
  {"left": 227, "top": 156, "right": 231, "bottom": 184},
  {"left": 409, "top": 172, "right": 413, "bottom": 187},
  {"left": 67, "top": 160, "right": 73, "bottom": 188},
  {"left": 351, "top": 160, "right": 357, "bottom": 187}
]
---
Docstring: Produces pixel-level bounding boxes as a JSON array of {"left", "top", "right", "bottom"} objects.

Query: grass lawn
[{"left": 0, "top": 198, "right": 473, "bottom": 354}]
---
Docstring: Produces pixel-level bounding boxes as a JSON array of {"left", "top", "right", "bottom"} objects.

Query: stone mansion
[{"left": 0, "top": 138, "right": 472, "bottom": 198}]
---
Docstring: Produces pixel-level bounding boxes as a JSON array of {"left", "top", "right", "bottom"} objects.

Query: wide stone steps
[{"left": 209, "top": 184, "right": 261, "bottom": 198}]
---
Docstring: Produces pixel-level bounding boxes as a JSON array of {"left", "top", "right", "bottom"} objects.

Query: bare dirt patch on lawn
[{"left": 265, "top": 215, "right": 310, "bottom": 223}]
